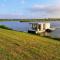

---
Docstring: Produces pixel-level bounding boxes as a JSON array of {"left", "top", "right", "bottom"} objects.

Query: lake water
[
  {"left": 0, "top": 22, "right": 30, "bottom": 32},
  {"left": 0, "top": 21, "right": 60, "bottom": 38}
]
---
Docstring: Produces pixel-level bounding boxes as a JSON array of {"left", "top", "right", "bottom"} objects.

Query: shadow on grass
[{"left": 43, "top": 36, "right": 60, "bottom": 41}]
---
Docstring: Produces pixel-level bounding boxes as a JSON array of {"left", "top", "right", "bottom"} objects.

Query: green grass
[
  {"left": 0, "top": 28, "right": 60, "bottom": 60},
  {"left": 0, "top": 25, "right": 12, "bottom": 30}
]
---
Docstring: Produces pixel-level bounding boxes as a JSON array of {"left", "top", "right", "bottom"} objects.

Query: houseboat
[{"left": 28, "top": 22, "right": 55, "bottom": 35}]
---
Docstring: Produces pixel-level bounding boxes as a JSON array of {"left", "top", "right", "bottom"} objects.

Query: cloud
[
  {"left": 31, "top": 4, "right": 60, "bottom": 13},
  {"left": 28, "top": 4, "right": 60, "bottom": 18}
]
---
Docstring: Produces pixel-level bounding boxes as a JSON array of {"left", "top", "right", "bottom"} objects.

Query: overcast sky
[{"left": 0, "top": 0, "right": 60, "bottom": 19}]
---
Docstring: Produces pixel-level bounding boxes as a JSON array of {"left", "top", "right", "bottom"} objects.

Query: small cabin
[{"left": 28, "top": 22, "right": 53, "bottom": 34}]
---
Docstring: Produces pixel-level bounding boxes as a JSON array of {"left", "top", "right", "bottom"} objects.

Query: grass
[
  {"left": 0, "top": 25, "right": 12, "bottom": 30},
  {"left": 0, "top": 28, "right": 60, "bottom": 60}
]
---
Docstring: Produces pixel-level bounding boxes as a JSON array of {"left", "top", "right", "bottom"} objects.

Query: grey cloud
[
  {"left": 30, "top": 4, "right": 60, "bottom": 13},
  {"left": 26, "top": 4, "right": 60, "bottom": 18}
]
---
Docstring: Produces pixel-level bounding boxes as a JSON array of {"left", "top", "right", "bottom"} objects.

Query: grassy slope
[{"left": 0, "top": 28, "right": 60, "bottom": 60}]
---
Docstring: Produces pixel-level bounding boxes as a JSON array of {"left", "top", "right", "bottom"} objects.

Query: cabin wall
[
  {"left": 41, "top": 24, "right": 43, "bottom": 30},
  {"left": 45, "top": 23, "right": 50, "bottom": 29},
  {"left": 36, "top": 23, "right": 50, "bottom": 31}
]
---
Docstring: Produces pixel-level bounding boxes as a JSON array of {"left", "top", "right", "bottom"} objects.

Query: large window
[{"left": 32, "top": 24, "right": 37, "bottom": 30}]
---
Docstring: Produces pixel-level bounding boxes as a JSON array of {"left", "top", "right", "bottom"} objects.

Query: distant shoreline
[{"left": 0, "top": 19, "right": 60, "bottom": 22}]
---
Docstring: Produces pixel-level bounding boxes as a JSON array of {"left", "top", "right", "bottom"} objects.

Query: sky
[{"left": 0, "top": 0, "right": 60, "bottom": 19}]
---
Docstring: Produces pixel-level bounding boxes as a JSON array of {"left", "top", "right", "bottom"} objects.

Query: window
[
  {"left": 32, "top": 24, "right": 37, "bottom": 30},
  {"left": 38, "top": 24, "right": 41, "bottom": 30}
]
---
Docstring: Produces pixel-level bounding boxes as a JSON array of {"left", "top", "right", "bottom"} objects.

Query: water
[
  {"left": 0, "top": 22, "right": 30, "bottom": 32},
  {"left": 0, "top": 21, "right": 60, "bottom": 38}
]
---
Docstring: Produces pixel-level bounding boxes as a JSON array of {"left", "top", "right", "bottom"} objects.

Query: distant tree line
[{"left": 0, "top": 18, "right": 60, "bottom": 22}]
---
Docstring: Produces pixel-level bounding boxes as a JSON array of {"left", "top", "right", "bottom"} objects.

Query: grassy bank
[
  {"left": 0, "top": 25, "right": 12, "bottom": 30},
  {"left": 0, "top": 28, "right": 60, "bottom": 60}
]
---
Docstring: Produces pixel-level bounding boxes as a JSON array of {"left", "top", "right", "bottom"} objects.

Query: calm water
[
  {"left": 0, "top": 21, "right": 60, "bottom": 38},
  {"left": 0, "top": 22, "right": 30, "bottom": 32}
]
